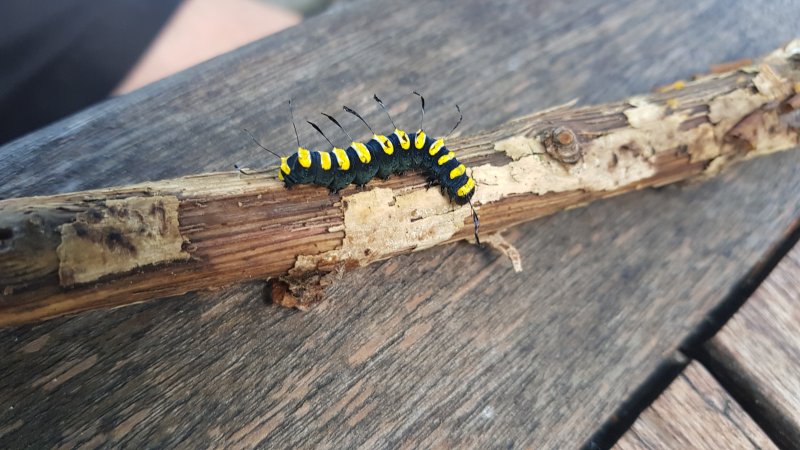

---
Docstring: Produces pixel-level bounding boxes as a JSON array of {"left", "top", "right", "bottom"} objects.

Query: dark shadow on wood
[
  {"left": 581, "top": 354, "right": 688, "bottom": 449},
  {"left": 694, "top": 345, "right": 799, "bottom": 450},
  {"left": 681, "top": 215, "right": 800, "bottom": 352},
  {"left": 584, "top": 215, "right": 800, "bottom": 449}
]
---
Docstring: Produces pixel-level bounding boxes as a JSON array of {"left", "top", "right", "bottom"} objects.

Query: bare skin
[{"left": 114, "top": 0, "right": 300, "bottom": 94}]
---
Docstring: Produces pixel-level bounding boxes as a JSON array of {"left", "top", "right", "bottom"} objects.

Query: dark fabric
[{"left": 0, "top": 0, "right": 182, "bottom": 144}]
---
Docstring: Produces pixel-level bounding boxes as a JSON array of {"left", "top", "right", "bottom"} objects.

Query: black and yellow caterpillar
[{"left": 242, "top": 93, "right": 480, "bottom": 244}]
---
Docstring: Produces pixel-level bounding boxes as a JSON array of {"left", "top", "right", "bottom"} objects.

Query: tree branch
[{"left": 2, "top": 40, "right": 799, "bottom": 326}]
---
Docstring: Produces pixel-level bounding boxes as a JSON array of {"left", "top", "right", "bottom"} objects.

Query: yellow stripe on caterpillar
[
  {"left": 297, "top": 148, "right": 312, "bottom": 168},
  {"left": 319, "top": 151, "right": 332, "bottom": 170},
  {"left": 457, "top": 177, "right": 475, "bottom": 197},
  {"left": 352, "top": 142, "right": 371, "bottom": 163},
  {"left": 428, "top": 139, "right": 444, "bottom": 156},
  {"left": 332, "top": 147, "right": 349, "bottom": 170},
  {"left": 437, "top": 151, "right": 455, "bottom": 165},
  {"left": 449, "top": 164, "right": 466, "bottom": 179},
  {"left": 374, "top": 134, "right": 393, "bottom": 155},
  {"left": 414, "top": 130, "right": 427, "bottom": 149},
  {"left": 280, "top": 157, "right": 290, "bottom": 176},
  {"left": 394, "top": 129, "right": 410, "bottom": 150}
]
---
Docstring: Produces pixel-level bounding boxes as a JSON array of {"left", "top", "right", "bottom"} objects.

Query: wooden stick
[{"left": 2, "top": 41, "right": 799, "bottom": 326}]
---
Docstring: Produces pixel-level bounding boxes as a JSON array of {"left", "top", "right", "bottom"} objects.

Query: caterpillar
[{"left": 240, "top": 93, "right": 480, "bottom": 245}]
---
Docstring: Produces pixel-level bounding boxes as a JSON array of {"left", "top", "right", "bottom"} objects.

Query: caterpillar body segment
[{"left": 280, "top": 131, "right": 474, "bottom": 204}]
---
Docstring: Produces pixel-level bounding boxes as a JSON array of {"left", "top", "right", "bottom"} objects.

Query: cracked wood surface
[
  {"left": 2, "top": 0, "right": 800, "bottom": 448},
  {"left": 1, "top": 40, "right": 799, "bottom": 324},
  {"left": 703, "top": 241, "right": 800, "bottom": 448},
  {"left": 615, "top": 361, "right": 777, "bottom": 450}
]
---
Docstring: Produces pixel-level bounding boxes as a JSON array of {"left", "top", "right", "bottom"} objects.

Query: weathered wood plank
[
  {"left": 615, "top": 361, "right": 777, "bottom": 450},
  {"left": 703, "top": 242, "right": 800, "bottom": 448},
  {"left": 3, "top": 46, "right": 798, "bottom": 325},
  {"left": 1, "top": 0, "right": 800, "bottom": 448}
]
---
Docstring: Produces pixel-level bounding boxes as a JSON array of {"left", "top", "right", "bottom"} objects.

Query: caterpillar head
[{"left": 282, "top": 150, "right": 314, "bottom": 185}]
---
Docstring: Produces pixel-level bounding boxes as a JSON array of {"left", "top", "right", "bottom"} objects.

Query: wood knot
[
  {"left": 542, "top": 126, "right": 581, "bottom": 164},
  {"left": 787, "top": 43, "right": 800, "bottom": 62}
]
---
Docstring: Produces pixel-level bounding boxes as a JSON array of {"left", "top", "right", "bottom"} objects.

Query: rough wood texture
[
  {"left": 703, "top": 242, "right": 800, "bottom": 447},
  {"left": 3, "top": 39, "right": 799, "bottom": 325},
  {"left": 615, "top": 361, "right": 777, "bottom": 450},
  {"left": 2, "top": 0, "right": 800, "bottom": 448}
]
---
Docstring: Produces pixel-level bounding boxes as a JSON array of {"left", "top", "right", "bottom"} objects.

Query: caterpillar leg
[
  {"left": 425, "top": 176, "right": 440, "bottom": 190},
  {"left": 469, "top": 199, "right": 481, "bottom": 247}
]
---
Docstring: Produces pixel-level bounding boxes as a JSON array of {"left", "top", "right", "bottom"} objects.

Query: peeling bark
[
  {"left": 57, "top": 196, "right": 188, "bottom": 287},
  {"left": 1, "top": 40, "right": 799, "bottom": 326}
]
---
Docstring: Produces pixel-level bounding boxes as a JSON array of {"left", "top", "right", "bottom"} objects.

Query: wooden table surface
[{"left": 1, "top": 0, "right": 799, "bottom": 448}]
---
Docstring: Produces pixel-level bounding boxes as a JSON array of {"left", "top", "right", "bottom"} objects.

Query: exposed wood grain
[
  {"left": 615, "top": 361, "right": 777, "bottom": 450},
  {"left": 703, "top": 242, "right": 800, "bottom": 447},
  {"left": 3, "top": 44, "right": 799, "bottom": 325},
  {"left": 1, "top": 0, "right": 800, "bottom": 448}
]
